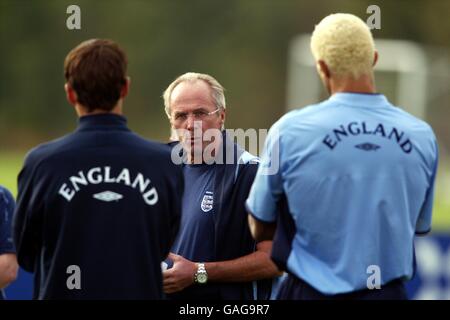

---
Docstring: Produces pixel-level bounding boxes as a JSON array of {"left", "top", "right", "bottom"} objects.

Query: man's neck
[
  {"left": 75, "top": 103, "right": 123, "bottom": 117},
  {"left": 330, "top": 73, "right": 376, "bottom": 95},
  {"left": 186, "top": 139, "right": 223, "bottom": 165},
  {"left": 188, "top": 149, "right": 217, "bottom": 165}
]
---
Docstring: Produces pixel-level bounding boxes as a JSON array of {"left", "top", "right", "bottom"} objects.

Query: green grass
[
  {"left": 433, "top": 203, "right": 450, "bottom": 231},
  {"left": 1, "top": 151, "right": 449, "bottom": 231},
  {"left": 433, "top": 191, "right": 450, "bottom": 232},
  {"left": 431, "top": 160, "right": 450, "bottom": 232}
]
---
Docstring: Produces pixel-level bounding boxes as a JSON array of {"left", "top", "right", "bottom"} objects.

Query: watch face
[{"left": 197, "top": 273, "right": 208, "bottom": 284}]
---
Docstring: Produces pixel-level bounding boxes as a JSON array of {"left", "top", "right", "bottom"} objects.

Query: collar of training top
[
  {"left": 329, "top": 92, "right": 388, "bottom": 107},
  {"left": 76, "top": 113, "right": 130, "bottom": 132}
]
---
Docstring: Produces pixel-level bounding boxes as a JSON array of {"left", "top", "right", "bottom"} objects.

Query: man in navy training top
[
  {"left": 0, "top": 186, "right": 18, "bottom": 299},
  {"left": 13, "top": 39, "right": 183, "bottom": 299},
  {"left": 246, "top": 13, "right": 439, "bottom": 300},
  {"left": 162, "top": 72, "right": 281, "bottom": 300}
]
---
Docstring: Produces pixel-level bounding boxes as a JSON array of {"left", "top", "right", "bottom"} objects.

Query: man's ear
[
  {"left": 373, "top": 51, "right": 379, "bottom": 67},
  {"left": 64, "top": 83, "right": 77, "bottom": 105},
  {"left": 120, "top": 77, "right": 131, "bottom": 98},
  {"left": 318, "top": 60, "right": 331, "bottom": 79},
  {"left": 220, "top": 108, "right": 226, "bottom": 125}
]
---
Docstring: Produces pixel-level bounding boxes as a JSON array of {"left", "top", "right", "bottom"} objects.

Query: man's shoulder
[
  {"left": 238, "top": 150, "right": 259, "bottom": 165},
  {"left": 23, "top": 134, "right": 75, "bottom": 169},
  {"left": 128, "top": 134, "right": 174, "bottom": 158},
  {"left": 390, "top": 106, "right": 436, "bottom": 136},
  {"left": 273, "top": 101, "right": 329, "bottom": 130},
  {"left": 233, "top": 151, "right": 259, "bottom": 186},
  {"left": 25, "top": 132, "right": 174, "bottom": 168},
  {"left": 0, "top": 186, "right": 14, "bottom": 227},
  {"left": 0, "top": 185, "right": 14, "bottom": 205}
]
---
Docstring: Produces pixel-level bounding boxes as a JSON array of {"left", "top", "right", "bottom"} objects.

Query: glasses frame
[{"left": 171, "top": 107, "right": 221, "bottom": 123}]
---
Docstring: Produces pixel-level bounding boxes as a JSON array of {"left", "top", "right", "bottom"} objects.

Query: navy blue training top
[
  {"left": 0, "top": 186, "right": 16, "bottom": 300},
  {"left": 13, "top": 114, "right": 183, "bottom": 299},
  {"left": 171, "top": 164, "right": 216, "bottom": 263},
  {"left": 169, "top": 164, "right": 219, "bottom": 299},
  {"left": 167, "top": 133, "right": 273, "bottom": 300}
]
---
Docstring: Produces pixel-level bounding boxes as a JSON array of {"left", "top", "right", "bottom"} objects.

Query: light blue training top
[{"left": 246, "top": 92, "right": 439, "bottom": 295}]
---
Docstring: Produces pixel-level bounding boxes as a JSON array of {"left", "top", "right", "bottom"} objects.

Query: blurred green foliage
[
  {"left": 0, "top": 1, "right": 449, "bottom": 226},
  {"left": 1, "top": 0, "right": 449, "bottom": 146}
]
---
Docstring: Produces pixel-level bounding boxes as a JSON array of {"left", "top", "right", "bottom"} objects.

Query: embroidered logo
[
  {"left": 355, "top": 143, "right": 381, "bottom": 151},
  {"left": 93, "top": 191, "right": 123, "bottom": 202},
  {"left": 201, "top": 191, "right": 214, "bottom": 212}
]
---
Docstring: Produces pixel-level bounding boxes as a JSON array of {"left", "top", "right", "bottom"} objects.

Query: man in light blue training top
[{"left": 246, "top": 13, "right": 439, "bottom": 300}]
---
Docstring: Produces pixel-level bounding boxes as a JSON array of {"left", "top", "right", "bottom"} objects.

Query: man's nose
[{"left": 186, "top": 115, "right": 195, "bottom": 130}]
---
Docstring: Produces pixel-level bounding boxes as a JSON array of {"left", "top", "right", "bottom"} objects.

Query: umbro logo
[
  {"left": 355, "top": 143, "right": 381, "bottom": 151},
  {"left": 93, "top": 191, "right": 123, "bottom": 202}
]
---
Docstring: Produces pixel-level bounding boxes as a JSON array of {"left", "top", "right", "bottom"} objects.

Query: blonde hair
[
  {"left": 163, "top": 72, "right": 226, "bottom": 118},
  {"left": 310, "top": 13, "right": 375, "bottom": 78}
]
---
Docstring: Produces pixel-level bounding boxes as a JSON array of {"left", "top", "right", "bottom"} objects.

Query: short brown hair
[{"left": 64, "top": 39, "right": 127, "bottom": 111}]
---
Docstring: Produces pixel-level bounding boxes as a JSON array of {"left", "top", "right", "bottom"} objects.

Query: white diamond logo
[{"left": 93, "top": 191, "right": 123, "bottom": 202}]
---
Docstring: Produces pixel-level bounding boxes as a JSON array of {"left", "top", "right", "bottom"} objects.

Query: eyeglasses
[{"left": 171, "top": 108, "right": 221, "bottom": 124}]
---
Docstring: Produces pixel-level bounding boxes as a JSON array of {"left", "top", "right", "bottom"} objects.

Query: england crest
[{"left": 201, "top": 191, "right": 214, "bottom": 212}]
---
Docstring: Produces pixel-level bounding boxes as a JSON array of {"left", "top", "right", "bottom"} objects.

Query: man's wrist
[{"left": 194, "top": 262, "right": 208, "bottom": 284}]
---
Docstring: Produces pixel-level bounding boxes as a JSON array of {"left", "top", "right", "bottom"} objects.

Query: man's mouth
[{"left": 189, "top": 137, "right": 202, "bottom": 143}]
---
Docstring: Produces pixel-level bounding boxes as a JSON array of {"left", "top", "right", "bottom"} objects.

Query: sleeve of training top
[
  {"left": 12, "top": 153, "right": 45, "bottom": 272},
  {"left": 169, "top": 164, "right": 183, "bottom": 252},
  {"left": 246, "top": 124, "right": 284, "bottom": 223},
  {"left": 415, "top": 139, "right": 439, "bottom": 234},
  {"left": 0, "top": 188, "right": 16, "bottom": 255}
]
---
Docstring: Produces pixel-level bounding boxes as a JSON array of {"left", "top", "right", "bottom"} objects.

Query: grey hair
[{"left": 163, "top": 72, "right": 226, "bottom": 118}]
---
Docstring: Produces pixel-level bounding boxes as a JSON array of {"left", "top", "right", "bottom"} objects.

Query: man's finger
[
  {"left": 163, "top": 283, "right": 178, "bottom": 292},
  {"left": 164, "top": 285, "right": 182, "bottom": 294},
  {"left": 162, "top": 268, "right": 173, "bottom": 278},
  {"left": 167, "top": 252, "right": 179, "bottom": 261}
]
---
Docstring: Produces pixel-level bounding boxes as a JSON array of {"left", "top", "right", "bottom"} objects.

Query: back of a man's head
[
  {"left": 64, "top": 39, "right": 127, "bottom": 112},
  {"left": 310, "top": 13, "right": 375, "bottom": 79}
]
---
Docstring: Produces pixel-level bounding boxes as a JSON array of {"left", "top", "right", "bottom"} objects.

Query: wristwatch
[{"left": 194, "top": 263, "right": 208, "bottom": 284}]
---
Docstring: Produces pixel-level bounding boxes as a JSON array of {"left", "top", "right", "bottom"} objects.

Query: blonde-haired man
[{"left": 247, "top": 13, "right": 438, "bottom": 299}]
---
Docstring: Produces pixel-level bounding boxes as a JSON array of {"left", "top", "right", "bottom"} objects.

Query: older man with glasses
[{"left": 161, "top": 72, "right": 280, "bottom": 300}]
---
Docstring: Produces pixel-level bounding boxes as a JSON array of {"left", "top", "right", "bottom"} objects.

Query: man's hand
[
  {"left": 0, "top": 253, "right": 18, "bottom": 289},
  {"left": 163, "top": 253, "right": 197, "bottom": 294}
]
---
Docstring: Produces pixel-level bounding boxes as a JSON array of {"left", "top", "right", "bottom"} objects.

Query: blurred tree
[{"left": 0, "top": 0, "right": 448, "bottom": 152}]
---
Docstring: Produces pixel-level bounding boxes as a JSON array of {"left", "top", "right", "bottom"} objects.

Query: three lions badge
[{"left": 201, "top": 191, "right": 214, "bottom": 212}]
